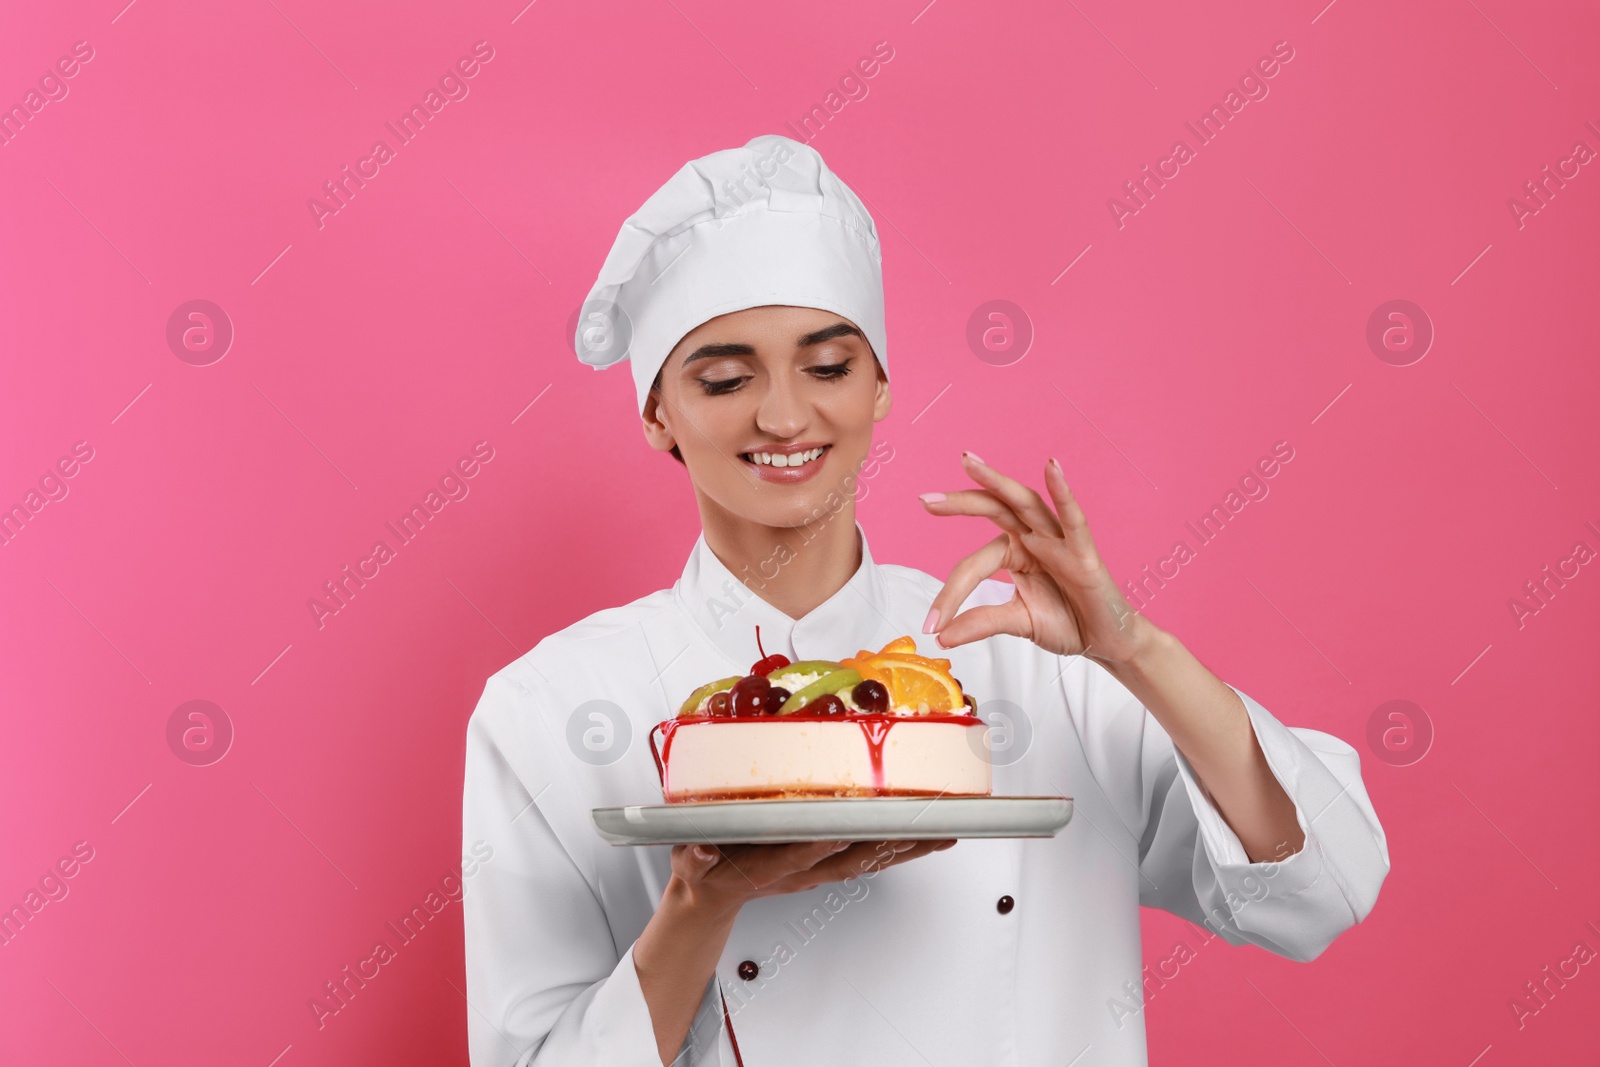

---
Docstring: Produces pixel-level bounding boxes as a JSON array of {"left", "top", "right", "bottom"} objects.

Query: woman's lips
[{"left": 740, "top": 445, "right": 830, "bottom": 484}]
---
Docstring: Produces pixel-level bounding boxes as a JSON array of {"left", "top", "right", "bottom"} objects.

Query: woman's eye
[
  {"left": 699, "top": 377, "right": 747, "bottom": 395},
  {"left": 698, "top": 363, "right": 850, "bottom": 395}
]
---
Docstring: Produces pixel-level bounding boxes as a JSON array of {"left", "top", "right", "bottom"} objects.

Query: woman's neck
[{"left": 697, "top": 496, "right": 863, "bottom": 621}]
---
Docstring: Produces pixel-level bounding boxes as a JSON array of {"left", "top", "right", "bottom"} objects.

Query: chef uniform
[{"left": 461, "top": 136, "right": 1390, "bottom": 1066}]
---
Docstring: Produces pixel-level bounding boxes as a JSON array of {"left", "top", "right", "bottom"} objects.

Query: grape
[
  {"left": 708, "top": 691, "right": 731, "bottom": 717},
  {"left": 765, "top": 686, "right": 792, "bottom": 715},
  {"left": 962, "top": 694, "right": 977, "bottom": 713},
  {"left": 730, "top": 675, "right": 771, "bottom": 717},
  {"left": 811, "top": 694, "right": 845, "bottom": 716},
  {"left": 852, "top": 679, "right": 889, "bottom": 714}
]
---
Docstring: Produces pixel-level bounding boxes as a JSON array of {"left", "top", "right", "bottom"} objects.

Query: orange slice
[
  {"left": 854, "top": 637, "right": 950, "bottom": 669},
  {"left": 877, "top": 650, "right": 953, "bottom": 672},
  {"left": 850, "top": 656, "right": 963, "bottom": 713}
]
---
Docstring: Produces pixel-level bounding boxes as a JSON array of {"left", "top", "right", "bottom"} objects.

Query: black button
[
  {"left": 997, "top": 895, "right": 1015, "bottom": 914},
  {"left": 738, "top": 960, "right": 760, "bottom": 981}
]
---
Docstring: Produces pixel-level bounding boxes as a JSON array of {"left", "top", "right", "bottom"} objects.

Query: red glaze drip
[
  {"left": 652, "top": 719, "right": 681, "bottom": 793},
  {"left": 857, "top": 716, "right": 894, "bottom": 791}
]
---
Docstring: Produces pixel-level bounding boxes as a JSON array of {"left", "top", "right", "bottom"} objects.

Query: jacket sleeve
[
  {"left": 462, "top": 674, "right": 665, "bottom": 1066},
  {"left": 1129, "top": 678, "right": 1391, "bottom": 962}
]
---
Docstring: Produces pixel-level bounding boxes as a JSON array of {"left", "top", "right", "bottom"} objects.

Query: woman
[{"left": 462, "top": 135, "right": 1389, "bottom": 1066}]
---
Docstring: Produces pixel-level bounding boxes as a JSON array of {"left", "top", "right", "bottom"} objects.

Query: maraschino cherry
[{"left": 750, "top": 625, "right": 791, "bottom": 677}]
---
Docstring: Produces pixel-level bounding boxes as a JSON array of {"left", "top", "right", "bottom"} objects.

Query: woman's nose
[{"left": 754, "top": 377, "right": 808, "bottom": 438}]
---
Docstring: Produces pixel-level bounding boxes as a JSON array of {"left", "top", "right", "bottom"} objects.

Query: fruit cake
[{"left": 649, "top": 629, "right": 991, "bottom": 802}]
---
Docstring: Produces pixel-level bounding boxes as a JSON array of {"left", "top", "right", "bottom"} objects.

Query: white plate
[{"left": 591, "top": 796, "right": 1073, "bottom": 846}]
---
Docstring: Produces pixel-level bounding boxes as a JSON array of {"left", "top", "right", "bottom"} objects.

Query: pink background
[{"left": 3, "top": 0, "right": 1597, "bottom": 1063}]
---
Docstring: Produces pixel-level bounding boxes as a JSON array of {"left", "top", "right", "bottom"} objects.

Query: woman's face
[{"left": 643, "top": 305, "right": 892, "bottom": 528}]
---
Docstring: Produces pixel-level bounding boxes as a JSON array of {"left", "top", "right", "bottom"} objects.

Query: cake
[{"left": 650, "top": 630, "right": 991, "bottom": 802}]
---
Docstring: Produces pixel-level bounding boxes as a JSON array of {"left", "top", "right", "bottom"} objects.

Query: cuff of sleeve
[
  {"left": 603, "top": 940, "right": 670, "bottom": 1066},
  {"left": 1169, "top": 684, "right": 1326, "bottom": 899}
]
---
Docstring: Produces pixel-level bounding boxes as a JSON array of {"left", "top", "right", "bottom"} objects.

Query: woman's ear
[
  {"left": 641, "top": 389, "right": 679, "bottom": 453},
  {"left": 872, "top": 360, "right": 892, "bottom": 422}
]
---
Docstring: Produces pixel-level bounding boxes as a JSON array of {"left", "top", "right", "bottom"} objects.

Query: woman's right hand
[{"left": 669, "top": 837, "right": 957, "bottom": 917}]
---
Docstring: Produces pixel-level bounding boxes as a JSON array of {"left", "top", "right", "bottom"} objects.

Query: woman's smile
[{"left": 739, "top": 442, "right": 832, "bottom": 483}]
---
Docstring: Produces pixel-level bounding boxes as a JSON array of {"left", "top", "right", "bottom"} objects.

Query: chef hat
[{"left": 573, "top": 134, "right": 888, "bottom": 416}]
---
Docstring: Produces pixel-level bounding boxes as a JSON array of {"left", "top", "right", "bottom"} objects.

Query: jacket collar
[{"left": 673, "top": 519, "right": 903, "bottom": 672}]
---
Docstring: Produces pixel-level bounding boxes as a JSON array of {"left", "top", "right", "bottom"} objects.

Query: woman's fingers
[
  {"left": 1039, "top": 458, "right": 1107, "bottom": 571},
  {"left": 925, "top": 534, "right": 1011, "bottom": 637},
  {"left": 933, "top": 598, "right": 1036, "bottom": 650},
  {"left": 919, "top": 488, "right": 1029, "bottom": 535},
  {"left": 670, "top": 842, "right": 719, "bottom": 882},
  {"left": 1042, "top": 458, "right": 1089, "bottom": 533},
  {"left": 761, "top": 838, "right": 958, "bottom": 895},
  {"left": 960, "top": 453, "right": 1065, "bottom": 538},
  {"left": 714, "top": 839, "right": 852, "bottom": 890},
  {"left": 690, "top": 836, "right": 960, "bottom": 901}
]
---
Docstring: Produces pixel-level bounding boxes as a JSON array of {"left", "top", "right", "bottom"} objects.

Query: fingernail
[
  {"left": 919, "top": 492, "right": 946, "bottom": 504},
  {"left": 963, "top": 452, "right": 985, "bottom": 466},
  {"left": 829, "top": 841, "right": 851, "bottom": 852},
  {"left": 922, "top": 607, "right": 940, "bottom": 634},
  {"left": 1048, "top": 457, "right": 1060, "bottom": 471},
  {"left": 693, "top": 845, "right": 716, "bottom": 862}
]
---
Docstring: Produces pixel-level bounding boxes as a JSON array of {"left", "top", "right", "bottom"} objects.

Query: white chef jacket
[{"left": 461, "top": 520, "right": 1389, "bottom": 1066}]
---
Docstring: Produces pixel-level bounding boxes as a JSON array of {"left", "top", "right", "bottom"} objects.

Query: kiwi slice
[
  {"left": 765, "top": 660, "right": 844, "bottom": 684},
  {"left": 677, "top": 676, "right": 742, "bottom": 717},
  {"left": 778, "top": 668, "right": 862, "bottom": 715}
]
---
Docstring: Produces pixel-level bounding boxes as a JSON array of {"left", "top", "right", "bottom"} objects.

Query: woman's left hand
[{"left": 919, "top": 452, "right": 1154, "bottom": 667}]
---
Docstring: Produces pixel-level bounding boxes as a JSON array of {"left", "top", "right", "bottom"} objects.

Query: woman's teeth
[{"left": 744, "top": 447, "right": 826, "bottom": 468}]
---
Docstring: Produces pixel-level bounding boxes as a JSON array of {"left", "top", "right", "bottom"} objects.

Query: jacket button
[
  {"left": 738, "top": 960, "right": 760, "bottom": 981},
  {"left": 997, "top": 895, "right": 1015, "bottom": 914}
]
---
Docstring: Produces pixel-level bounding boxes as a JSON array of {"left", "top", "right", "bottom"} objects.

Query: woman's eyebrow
[
  {"left": 796, "top": 322, "right": 864, "bottom": 348},
  {"left": 680, "top": 323, "right": 864, "bottom": 367}
]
